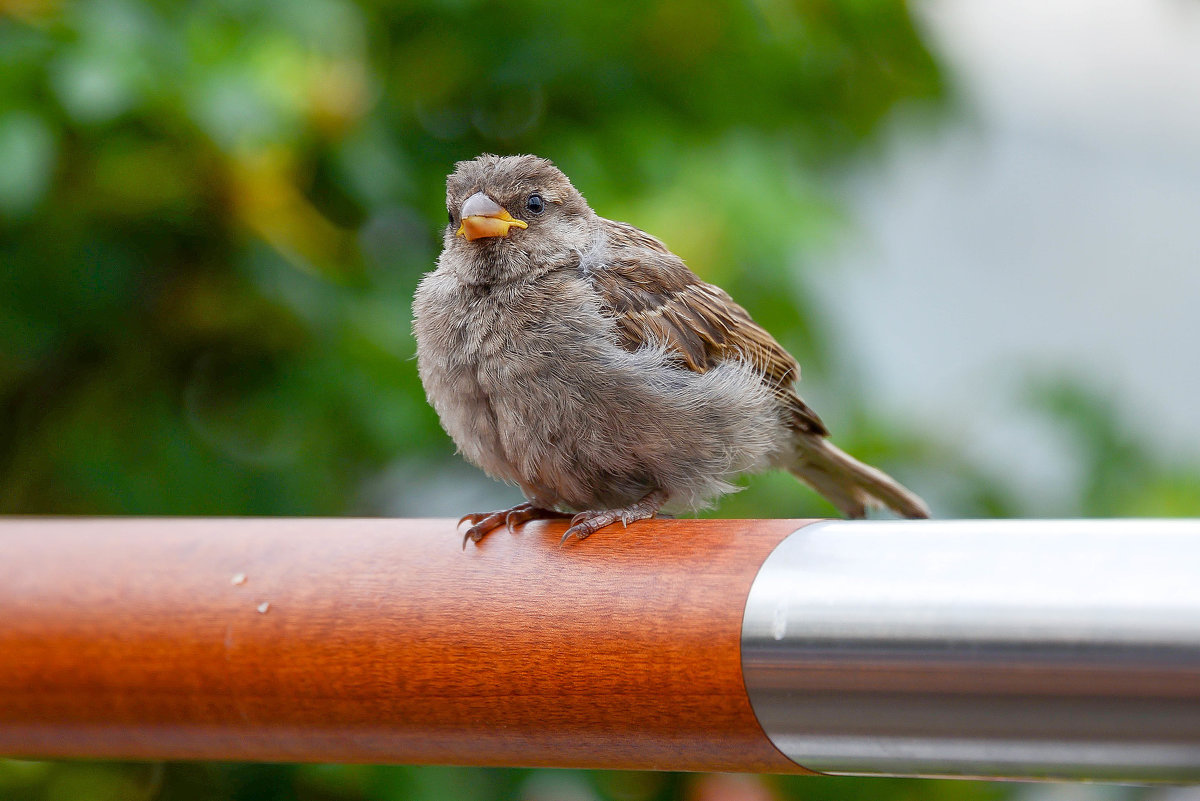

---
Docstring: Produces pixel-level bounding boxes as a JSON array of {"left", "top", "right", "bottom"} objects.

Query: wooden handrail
[{"left": 0, "top": 517, "right": 808, "bottom": 772}]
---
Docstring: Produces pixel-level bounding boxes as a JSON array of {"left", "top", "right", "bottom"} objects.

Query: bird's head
[{"left": 442, "top": 154, "right": 593, "bottom": 285}]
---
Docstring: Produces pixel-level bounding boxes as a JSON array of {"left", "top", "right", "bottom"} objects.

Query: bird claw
[
  {"left": 560, "top": 511, "right": 620, "bottom": 544},
  {"left": 463, "top": 491, "right": 668, "bottom": 547},
  {"left": 558, "top": 511, "right": 624, "bottom": 545},
  {"left": 461, "top": 525, "right": 483, "bottom": 550},
  {"left": 559, "top": 523, "right": 590, "bottom": 545},
  {"left": 458, "top": 502, "right": 569, "bottom": 548},
  {"left": 557, "top": 489, "right": 668, "bottom": 546}
]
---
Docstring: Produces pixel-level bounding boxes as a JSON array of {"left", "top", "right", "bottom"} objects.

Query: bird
[{"left": 413, "top": 154, "right": 929, "bottom": 546}]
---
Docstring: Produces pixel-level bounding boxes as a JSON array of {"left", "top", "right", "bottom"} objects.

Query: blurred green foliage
[{"left": 2, "top": 0, "right": 1196, "bottom": 799}]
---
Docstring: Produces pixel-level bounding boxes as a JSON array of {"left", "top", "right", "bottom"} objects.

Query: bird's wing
[{"left": 584, "top": 220, "right": 828, "bottom": 437}]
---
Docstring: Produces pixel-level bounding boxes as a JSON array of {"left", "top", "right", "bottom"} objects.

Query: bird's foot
[
  {"left": 560, "top": 489, "right": 668, "bottom": 545},
  {"left": 459, "top": 502, "right": 570, "bottom": 548}
]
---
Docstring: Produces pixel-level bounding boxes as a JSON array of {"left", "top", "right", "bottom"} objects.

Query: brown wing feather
[{"left": 587, "top": 220, "right": 828, "bottom": 437}]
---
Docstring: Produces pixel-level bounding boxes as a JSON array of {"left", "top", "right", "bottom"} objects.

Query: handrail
[{"left": 1, "top": 517, "right": 1199, "bottom": 782}]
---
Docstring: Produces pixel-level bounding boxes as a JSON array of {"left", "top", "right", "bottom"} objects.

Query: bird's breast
[{"left": 415, "top": 274, "right": 597, "bottom": 485}]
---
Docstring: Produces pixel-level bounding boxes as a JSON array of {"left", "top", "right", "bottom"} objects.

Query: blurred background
[{"left": 2, "top": 0, "right": 1199, "bottom": 798}]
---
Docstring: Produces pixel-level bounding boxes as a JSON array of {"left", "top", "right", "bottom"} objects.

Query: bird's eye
[{"left": 526, "top": 194, "right": 545, "bottom": 215}]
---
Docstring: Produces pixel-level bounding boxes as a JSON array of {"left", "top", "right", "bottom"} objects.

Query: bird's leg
[
  {"left": 560, "top": 489, "right": 668, "bottom": 545},
  {"left": 459, "top": 502, "right": 570, "bottom": 548}
]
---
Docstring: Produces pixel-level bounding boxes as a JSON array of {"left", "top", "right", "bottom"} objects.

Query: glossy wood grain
[{"left": 0, "top": 517, "right": 813, "bottom": 772}]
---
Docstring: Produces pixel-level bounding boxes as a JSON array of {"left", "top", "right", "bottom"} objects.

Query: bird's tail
[{"left": 788, "top": 436, "right": 930, "bottom": 519}]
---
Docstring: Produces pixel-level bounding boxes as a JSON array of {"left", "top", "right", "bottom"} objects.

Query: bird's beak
[{"left": 455, "top": 192, "right": 528, "bottom": 241}]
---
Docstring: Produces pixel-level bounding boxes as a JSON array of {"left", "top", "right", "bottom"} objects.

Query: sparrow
[{"left": 413, "top": 154, "right": 929, "bottom": 546}]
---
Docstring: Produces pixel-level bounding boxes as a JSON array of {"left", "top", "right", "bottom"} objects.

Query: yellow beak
[{"left": 455, "top": 192, "right": 528, "bottom": 241}]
